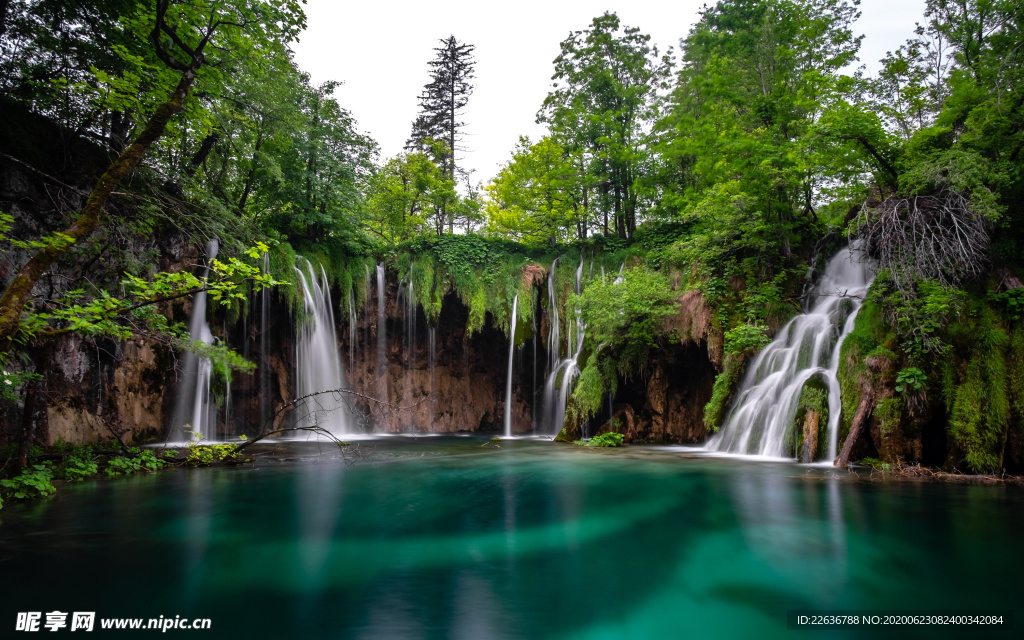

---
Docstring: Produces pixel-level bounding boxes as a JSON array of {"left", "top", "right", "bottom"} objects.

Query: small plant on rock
[{"left": 575, "top": 432, "right": 625, "bottom": 447}]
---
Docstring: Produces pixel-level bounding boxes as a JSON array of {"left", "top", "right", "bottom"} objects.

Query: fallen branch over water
[{"left": 232, "top": 387, "right": 397, "bottom": 454}]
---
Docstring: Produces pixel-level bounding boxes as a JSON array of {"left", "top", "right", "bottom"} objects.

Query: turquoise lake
[{"left": 1, "top": 437, "right": 1020, "bottom": 639}]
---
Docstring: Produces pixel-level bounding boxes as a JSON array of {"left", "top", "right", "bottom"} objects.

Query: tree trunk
[
  {"left": 0, "top": 69, "right": 197, "bottom": 353},
  {"left": 834, "top": 380, "right": 875, "bottom": 467},
  {"left": 186, "top": 131, "right": 221, "bottom": 179},
  {"left": 237, "top": 131, "right": 264, "bottom": 211},
  {"left": 800, "top": 409, "right": 820, "bottom": 463}
]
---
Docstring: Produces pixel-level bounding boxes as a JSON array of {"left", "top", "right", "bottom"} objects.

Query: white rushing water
[
  {"left": 376, "top": 263, "right": 387, "bottom": 402},
  {"left": 171, "top": 238, "right": 220, "bottom": 441},
  {"left": 260, "top": 252, "right": 272, "bottom": 432},
  {"left": 540, "top": 258, "right": 587, "bottom": 435},
  {"left": 504, "top": 294, "right": 519, "bottom": 437},
  {"left": 707, "top": 244, "right": 874, "bottom": 459},
  {"left": 294, "top": 258, "right": 348, "bottom": 435},
  {"left": 347, "top": 286, "right": 357, "bottom": 379}
]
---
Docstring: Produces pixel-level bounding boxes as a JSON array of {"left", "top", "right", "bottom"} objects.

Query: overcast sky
[{"left": 291, "top": 0, "right": 927, "bottom": 187}]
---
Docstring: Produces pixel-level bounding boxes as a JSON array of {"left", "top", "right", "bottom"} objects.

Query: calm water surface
[{"left": 1, "top": 437, "right": 1020, "bottom": 639}]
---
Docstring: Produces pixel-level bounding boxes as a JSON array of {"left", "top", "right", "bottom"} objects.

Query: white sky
[{"left": 292, "top": 0, "right": 926, "bottom": 187}]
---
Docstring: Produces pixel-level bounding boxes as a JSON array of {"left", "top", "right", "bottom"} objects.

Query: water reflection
[{"left": 0, "top": 441, "right": 1020, "bottom": 640}]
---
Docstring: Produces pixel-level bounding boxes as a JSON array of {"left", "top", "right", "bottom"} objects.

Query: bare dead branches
[
  {"left": 856, "top": 189, "right": 989, "bottom": 297},
  {"left": 233, "top": 387, "right": 400, "bottom": 454}
]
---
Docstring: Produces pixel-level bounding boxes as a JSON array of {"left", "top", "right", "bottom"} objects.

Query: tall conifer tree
[{"left": 406, "top": 36, "right": 475, "bottom": 232}]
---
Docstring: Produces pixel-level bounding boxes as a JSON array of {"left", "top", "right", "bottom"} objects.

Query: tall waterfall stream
[{"left": 707, "top": 244, "right": 874, "bottom": 459}]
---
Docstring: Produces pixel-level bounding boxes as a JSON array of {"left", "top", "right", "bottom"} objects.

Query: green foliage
[
  {"left": 184, "top": 435, "right": 246, "bottom": 466},
  {"left": 990, "top": 288, "right": 1024, "bottom": 324},
  {"left": 106, "top": 448, "right": 175, "bottom": 476},
  {"left": 484, "top": 136, "right": 583, "bottom": 245},
  {"left": 894, "top": 367, "right": 928, "bottom": 394},
  {"left": 723, "top": 323, "right": 771, "bottom": 357},
  {"left": 12, "top": 243, "right": 279, "bottom": 373},
  {"left": 365, "top": 152, "right": 459, "bottom": 242},
  {"left": 798, "top": 384, "right": 829, "bottom": 420},
  {"left": 398, "top": 234, "right": 546, "bottom": 336},
  {"left": 947, "top": 304, "right": 1010, "bottom": 473},
  {"left": 836, "top": 296, "right": 888, "bottom": 439},
  {"left": 860, "top": 457, "right": 893, "bottom": 472},
  {"left": 539, "top": 12, "right": 670, "bottom": 241},
  {"left": 571, "top": 356, "right": 618, "bottom": 419},
  {"left": 874, "top": 398, "right": 902, "bottom": 436},
  {"left": 61, "top": 448, "right": 99, "bottom": 481},
  {"left": 0, "top": 462, "right": 55, "bottom": 505},
  {"left": 0, "top": 365, "right": 42, "bottom": 405},
  {"left": 579, "top": 269, "right": 676, "bottom": 375},
  {"left": 703, "top": 355, "right": 748, "bottom": 432},
  {"left": 575, "top": 432, "right": 625, "bottom": 447}
]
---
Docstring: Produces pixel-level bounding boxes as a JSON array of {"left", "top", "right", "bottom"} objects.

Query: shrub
[{"left": 575, "top": 432, "right": 625, "bottom": 447}]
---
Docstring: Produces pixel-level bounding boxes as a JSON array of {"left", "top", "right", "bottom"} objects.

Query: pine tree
[{"left": 406, "top": 35, "right": 476, "bottom": 195}]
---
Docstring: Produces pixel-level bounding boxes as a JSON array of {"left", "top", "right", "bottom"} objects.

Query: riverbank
[{"left": 5, "top": 436, "right": 1021, "bottom": 513}]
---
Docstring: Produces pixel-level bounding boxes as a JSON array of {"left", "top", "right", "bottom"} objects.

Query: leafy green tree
[
  {"left": 483, "top": 136, "right": 580, "bottom": 245},
  {"left": 0, "top": 0, "right": 307, "bottom": 352},
  {"left": 656, "top": 0, "right": 870, "bottom": 262},
  {"left": 0, "top": 0, "right": 144, "bottom": 149},
  {"left": 570, "top": 268, "right": 677, "bottom": 419},
  {"left": 364, "top": 152, "right": 453, "bottom": 242},
  {"left": 539, "top": 12, "right": 670, "bottom": 239}
]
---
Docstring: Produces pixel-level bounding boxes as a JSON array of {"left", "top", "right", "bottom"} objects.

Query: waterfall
[
  {"left": 547, "top": 258, "right": 560, "bottom": 372},
  {"left": 428, "top": 325, "right": 437, "bottom": 400},
  {"left": 539, "top": 258, "right": 587, "bottom": 435},
  {"left": 613, "top": 263, "right": 625, "bottom": 285},
  {"left": 364, "top": 264, "right": 372, "bottom": 380},
  {"left": 504, "top": 294, "right": 519, "bottom": 437},
  {"left": 399, "top": 271, "right": 417, "bottom": 403},
  {"left": 707, "top": 244, "right": 874, "bottom": 459},
  {"left": 293, "top": 258, "right": 348, "bottom": 435},
  {"left": 376, "top": 263, "right": 387, "bottom": 403},
  {"left": 171, "top": 239, "right": 220, "bottom": 441},
  {"left": 406, "top": 272, "right": 416, "bottom": 371},
  {"left": 531, "top": 311, "right": 537, "bottom": 429},
  {"left": 348, "top": 286, "right": 357, "bottom": 379},
  {"left": 259, "top": 252, "right": 271, "bottom": 432}
]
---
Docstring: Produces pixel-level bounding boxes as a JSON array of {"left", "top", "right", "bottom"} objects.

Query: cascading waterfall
[
  {"left": 707, "top": 244, "right": 874, "bottom": 459},
  {"left": 364, "top": 264, "right": 372, "bottom": 377},
  {"left": 348, "top": 286, "right": 357, "bottom": 379},
  {"left": 293, "top": 258, "right": 348, "bottom": 435},
  {"left": 259, "top": 252, "right": 272, "bottom": 432},
  {"left": 398, "top": 272, "right": 418, "bottom": 398},
  {"left": 428, "top": 325, "right": 437, "bottom": 400},
  {"left": 547, "top": 258, "right": 560, "bottom": 373},
  {"left": 539, "top": 258, "right": 587, "bottom": 435},
  {"left": 406, "top": 272, "right": 417, "bottom": 370},
  {"left": 504, "top": 294, "right": 519, "bottom": 437},
  {"left": 531, "top": 312, "right": 537, "bottom": 428},
  {"left": 171, "top": 238, "right": 220, "bottom": 441},
  {"left": 376, "top": 263, "right": 387, "bottom": 402}
]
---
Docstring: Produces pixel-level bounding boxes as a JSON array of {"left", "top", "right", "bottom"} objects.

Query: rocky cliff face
[
  {"left": 2, "top": 248, "right": 721, "bottom": 445},
  {"left": 598, "top": 341, "right": 717, "bottom": 443},
  {"left": 340, "top": 279, "right": 537, "bottom": 434}
]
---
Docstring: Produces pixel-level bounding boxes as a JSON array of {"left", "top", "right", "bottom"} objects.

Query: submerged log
[{"left": 835, "top": 380, "right": 875, "bottom": 467}]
